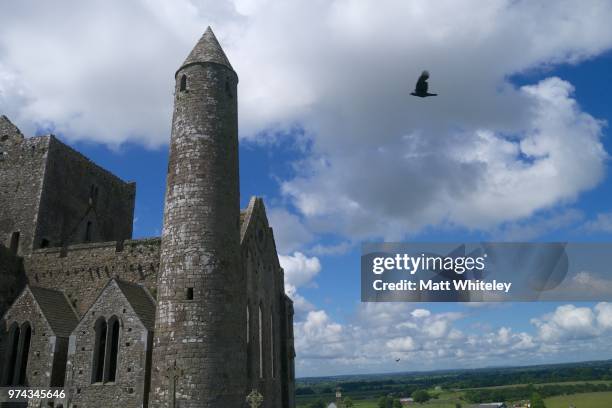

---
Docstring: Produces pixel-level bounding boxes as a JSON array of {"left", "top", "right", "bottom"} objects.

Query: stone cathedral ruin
[{"left": 0, "top": 27, "right": 295, "bottom": 408}]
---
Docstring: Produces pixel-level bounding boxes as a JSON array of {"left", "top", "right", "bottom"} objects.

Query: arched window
[
  {"left": 270, "top": 312, "right": 274, "bottom": 378},
  {"left": 92, "top": 318, "right": 107, "bottom": 383},
  {"left": 246, "top": 304, "right": 251, "bottom": 377},
  {"left": 180, "top": 75, "right": 187, "bottom": 92},
  {"left": 258, "top": 304, "right": 263, "bottom": 379},
  {"left": 15, "top": 323, "right": 31, "bottom": 385},
  {"left": 2, "top": 323, "right": 20, "bottom": 385},
  {"left": 104, "top": 317, "right": 120, "bottom": 382}
]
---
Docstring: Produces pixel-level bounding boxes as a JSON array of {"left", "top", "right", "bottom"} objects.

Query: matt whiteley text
[{"left": 373, "top": 279, "right": 512, "bottom": 293}]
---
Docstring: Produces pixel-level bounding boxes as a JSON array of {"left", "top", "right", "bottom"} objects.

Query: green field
[
  {"left": 544, "top": 391, "right": 612, "bottom": 408},
  {"left": 295, "top": 359, "right": 612, "bottom": 407},
  {"left": 298, "top": 399, "right": 460, "bottom": 408}
]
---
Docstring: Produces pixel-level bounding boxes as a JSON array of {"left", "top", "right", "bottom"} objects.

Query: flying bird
[
  {"left": 411, "top": 70, "right": 438, "bottom": 98},
  {"left": 395, "top": 358, "right": 401, "bottom": 362}
]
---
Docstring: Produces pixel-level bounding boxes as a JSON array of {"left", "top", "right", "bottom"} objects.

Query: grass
[
  {"left": 297, "top": 381, "right": 612, "bottom": 407},
  {"left": 544, "top": 391, "right": 612, "bottom": 408}
]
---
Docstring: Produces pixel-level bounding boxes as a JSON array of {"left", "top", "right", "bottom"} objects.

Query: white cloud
[
  {"left": 279, "top": 251, "right": 321, "bottom": 316},
  {"left": 498, "top": 327, "right": 512, "bottom": 345},
  {"left": 423, "top": 319, "right": 449, "bottom": 339},
  {"left": 595, "top": 302, "right": 612, "bottom": 329},
  {"left": 532, "top": 304, "right": 599, "bottom": 341},
  {"left": 386, "top": 336, "right": 416, "bottom": 352},
  {"left": 293, "top": 302, "right": 502, "bottom": 375},
  {"left": 1, "top": 1, "right": 610, "bottom": 237},
  {"left": 282, "top": 77, "right": 607, "bottom": 239},
  {"left": 584, "top": 212, "right": 612, "bottom": 233},
  {"left": 279, "top": 251, "right": 321, "bottom": 289},
  {"left": 491, "top": 209, "right": 584, "bottom": 241},
  {"left": 268, "top": 208, "right": 313, "bottom": 253},
  {"left": 569, "top": 271, "right": 612, "bottom": 297},
  {"left": 291, "top": 302, "right": 612, "bottom": 376},
  {"left": 411, "top": 308, "right": 431, "bottom": 318}
]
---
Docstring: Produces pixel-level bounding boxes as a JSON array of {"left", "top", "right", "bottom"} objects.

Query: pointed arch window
[
  {"left": 180, "top": 75, "right": 187, "bottom": 92},
  {"left": 258, "top": 304, "right": 263, "bottom": 379},
  {"left": 2, "top": 323, "right": 20, "bottom": 385},
  {"left": 104, "top": 316, "right": 120, "bottom": 382},
  {"left": 15, "top": 323, "right": 31, "bottom": 386},
  {"left": 270, "top": 312, "right": 274, "bottom": 378},
  {"left": 92, "top": 318, "right": 107, "bottom": 383}
]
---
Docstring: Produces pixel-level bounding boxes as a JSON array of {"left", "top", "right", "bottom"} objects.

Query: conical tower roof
[{"left": 178, "top": 27, "right": 234, "bottom": 74}]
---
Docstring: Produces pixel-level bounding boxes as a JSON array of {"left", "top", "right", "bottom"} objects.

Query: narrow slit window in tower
[
  {"left": 186, "top": 287, "right": 194, "bottom": 300},
  {"left": 225, "top": 80, "right": 233, "bottom": 98},
  {"left": 85, "top": 222, "right": 93, "bottom": 242},
  {"left": 180, "top": 75, "right": 187, "bottom": 92},
  {"left": 40, "top": 239, "right": 50, "bottom": 248}
]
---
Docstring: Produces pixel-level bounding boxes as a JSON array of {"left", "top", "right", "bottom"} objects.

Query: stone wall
[
  {"left": 242, "top": 198, "right": 294, "bottom": 408},
  {"left": 23, "top": 238, "right": 160, "bottom": 316},
  {"left": 0, "top": 124, "right": 49, "bottom": 255},
  {"left": 65, "top": 280, "right": 153, "bottom": 408},
  {"left": 35, "top": 136, "right": 136, "bottom": 249}
]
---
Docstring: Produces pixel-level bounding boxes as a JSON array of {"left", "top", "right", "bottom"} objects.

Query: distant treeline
[
  {"left": 296, "top": 360, "right": 612, "bottom": 397},
  {"left": 464, "top": 382, "right": 612, "bottom": 403},
  {"left": 445, "top": 366, "right": 612, "bottom": 389}
]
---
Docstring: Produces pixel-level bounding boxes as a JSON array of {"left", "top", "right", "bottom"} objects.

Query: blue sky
[{"left": 3, "top": 1, "right": 612, "bottom": 377}]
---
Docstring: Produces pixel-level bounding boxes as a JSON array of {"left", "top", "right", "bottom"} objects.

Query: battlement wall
[{"left": 23, "top": 238, "right": 160, "bottom": 316}]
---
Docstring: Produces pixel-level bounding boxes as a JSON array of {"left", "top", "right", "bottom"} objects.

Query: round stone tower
[{"left": 149, "top": 27, "right": 245, "bottom": 407}]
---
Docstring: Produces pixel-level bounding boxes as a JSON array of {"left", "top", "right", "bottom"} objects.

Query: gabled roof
[
  {"left": 76, "top": 279, "right": 156, "bottom": 332},
  {"left": 28, "top": 286, "right": 79, "bottom": 337},
  {"left": 114, "top": 280, "right": 156, "bottom": 330},
  {"left": 240, "top": 196, "right": 262, "bottom": 243},
  {"left": 179, "top": 26, "right": 234, "bottom": 73}
]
